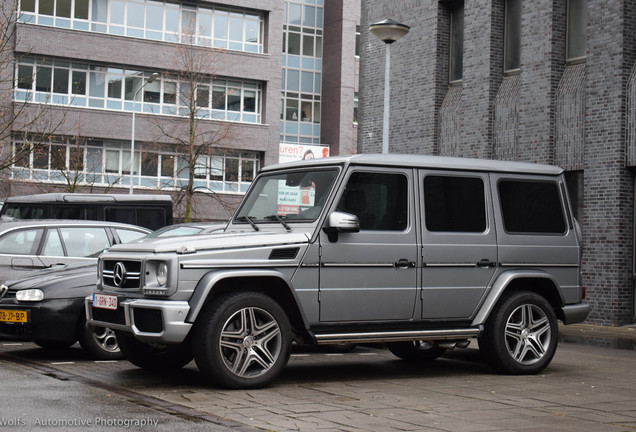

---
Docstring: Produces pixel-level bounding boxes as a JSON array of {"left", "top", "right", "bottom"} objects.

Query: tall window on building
[
  {"left": 504, "top": 0, "right": 521, "bottom": 73},
  {"left": 566, "top": 0, "right": 587, "bottom": 62},
  {"left": 449, "top": 1, "right": 464, "bottom": 83},
  {"left": 281, "top": 1, "right": 324, "bottom": 145},
  {"left": 353, "top": 92, "right": 358, "bottom": 124}
]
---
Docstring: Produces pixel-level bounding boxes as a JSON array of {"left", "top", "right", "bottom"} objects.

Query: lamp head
[
  {"left": 147, "top": 72, "right": 160, "bottom": 83},
  {"left": 369, "top": 19, "right": 410, "bottom": 44}
]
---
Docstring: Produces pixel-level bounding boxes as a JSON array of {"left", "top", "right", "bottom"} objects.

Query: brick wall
[{"left": 361, "top": 0, "right": 636, "bottom": 324}]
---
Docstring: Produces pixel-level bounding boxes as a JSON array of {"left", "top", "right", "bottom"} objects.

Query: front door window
[{"left": 319, "top": 169, "right": 417, "bottom": 322}]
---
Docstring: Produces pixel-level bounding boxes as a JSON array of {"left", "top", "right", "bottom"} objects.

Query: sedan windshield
[{"left": 234, "top": 168, "right": 339, "bottom": 223}]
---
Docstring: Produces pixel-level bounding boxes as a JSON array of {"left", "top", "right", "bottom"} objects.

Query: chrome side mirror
[{"left": 322, "top": 211, "right": 360, "bottom": 242}]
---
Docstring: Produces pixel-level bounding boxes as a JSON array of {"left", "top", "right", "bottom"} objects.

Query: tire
[
  {"left": 387, "top": 341, "right": 446, "bottom": 361},
  {"left": 33, "top": 340, "right": 75, "bottom": 350},
  {"left": 318, "top": 343, "right": 356, "bottom": 353},
  {"left": 79, "top": 319, "right": 124, "bottom": 360},
  {"left": 115, "top": 331, "right": 193, "bottom": 371},
  {"left": 193, "top": 291, "right": 292, "bottom": 389},
  {"left": 480, "top": 291, "right": 558, "bottom": 374}
]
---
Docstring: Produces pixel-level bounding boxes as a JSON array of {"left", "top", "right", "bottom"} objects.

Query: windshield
[{"left": 234, "top": 168, "right": 339, "bottom": 223}]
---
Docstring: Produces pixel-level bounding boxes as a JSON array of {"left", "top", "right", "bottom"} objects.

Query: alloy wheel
[{"left": 219, "top": 306, "right": 283, "bottom": 378}]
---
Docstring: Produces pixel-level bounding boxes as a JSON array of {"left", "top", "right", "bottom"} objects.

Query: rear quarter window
[
  {"left": 498, "top": 180, "right": 566, "bottom": 234},
  {"left": 0, "top": 228, "right": 43, "bottom": 255}
]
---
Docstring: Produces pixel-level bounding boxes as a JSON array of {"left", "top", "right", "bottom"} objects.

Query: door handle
[
  {"left": 394, "top": 259, "right": 416, "bottom": 269},
  {"left": 477, "top": 259, "right": 497, "bottom": 268}
]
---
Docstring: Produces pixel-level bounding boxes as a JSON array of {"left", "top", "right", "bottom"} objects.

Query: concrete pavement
[
  {"left": 559, "top": 323, "right": 636, "bottom": 350},
  {"left": 1, "top": 323, "right": 636, "bottom": 432}
]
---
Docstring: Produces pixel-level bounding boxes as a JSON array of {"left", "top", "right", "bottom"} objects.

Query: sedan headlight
[
  {"left": 156, "top": 262, "right": 168, "bottom": 286},
  {"left": 16, "top": 289, "right": 44, "bottom": 302}
]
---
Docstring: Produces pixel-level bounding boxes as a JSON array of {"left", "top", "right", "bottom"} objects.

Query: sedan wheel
[{"left": 79, "top": 321, "right": 124, "bottom": 360}]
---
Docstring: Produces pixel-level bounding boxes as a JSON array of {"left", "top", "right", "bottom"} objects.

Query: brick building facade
[{"left": 359, "top": 0, "right": 635, "bottom": 325}]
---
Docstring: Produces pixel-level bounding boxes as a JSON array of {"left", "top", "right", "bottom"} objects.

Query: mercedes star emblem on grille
[
  {"left": 113, "top": 262, "right": 127, "bottom": 287},
  {"left": 0, "top": 285, "right": 7, "bottom": 300}
]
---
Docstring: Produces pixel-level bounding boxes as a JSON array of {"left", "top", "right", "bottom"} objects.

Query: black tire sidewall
[
  {"left": 481, "top": 291, "right": 558, "bottom": 374},
  {"left": 387, "top": 341, "right": 446, "bottom": 361},
  {"left": 193, "top": 292, "right": 292, "bottom": 389}
]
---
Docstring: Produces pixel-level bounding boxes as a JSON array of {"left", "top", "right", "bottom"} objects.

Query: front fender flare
[
  {"left": 185, "top": 268, "right": 308, "bottom": 325},
  {"left": 471, "top": 269, "right": 564, "bottom": 327}
]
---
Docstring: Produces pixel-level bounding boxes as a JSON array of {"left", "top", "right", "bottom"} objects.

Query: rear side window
[
  {"left": 59, "top": 227, "right": 110, "bottom": 257},
  {"left": 52, "top": 205, "right": 98, "bottom": 220},
  {"left": 498, "top": 180, "right": 566, "bottom": 234},
  {"left": 105, "top": 207, "right": 135, "bottom": 225},
  {"left": 136, "top": 209, "right": 166, "bottom": 231},
  {"left": 0, "top": 228, "right": 43, "bottom": 255},
  {"left": 2, "top": 205, "right": 46, "bottom": 219},
  {"left": 424, "top": 175, "right": 486, "bottom": 232}
]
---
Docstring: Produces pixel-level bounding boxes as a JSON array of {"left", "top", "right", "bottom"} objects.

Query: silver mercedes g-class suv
[{"left": 86, "top": 154, "right": 589, "bottom": 389}]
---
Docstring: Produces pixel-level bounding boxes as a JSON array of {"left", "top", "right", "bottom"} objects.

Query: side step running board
[{"left": 314, "top": 327, "right": 482, "bottom": 345}]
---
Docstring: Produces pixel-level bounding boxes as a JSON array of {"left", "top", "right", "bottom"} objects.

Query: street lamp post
[
  {"left": 130, "top": 72, "right": 160, "bottom": 194},
  {"left": 369, "top": 19, "right": 410, "bottom": 154}
]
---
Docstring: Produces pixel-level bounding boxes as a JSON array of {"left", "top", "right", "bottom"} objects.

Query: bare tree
[
  {"left": 150, "top": 27, "right": 240, "bottom": 222},
  {"left": 48, "top": 119, "right": 123, "bottom": 193},
  {"left": 0, "top": 0, "right": 66, "bottom": 177}
]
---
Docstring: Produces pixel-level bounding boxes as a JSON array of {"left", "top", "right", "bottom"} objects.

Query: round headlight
[
  {"left": 16, "top": 289, "right": 44, "bottom": 302},
  {"left": 156, "top": 262, "right": 168, "bottom": 286}
]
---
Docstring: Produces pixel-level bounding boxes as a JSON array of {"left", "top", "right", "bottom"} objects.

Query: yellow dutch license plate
[{"left": 0, "top": 309, "right": 28, "bottom": 323}]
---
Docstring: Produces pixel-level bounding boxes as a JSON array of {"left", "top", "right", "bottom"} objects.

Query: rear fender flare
[{"left": 471, "top": 270, "right": 564, "bottom": 327}]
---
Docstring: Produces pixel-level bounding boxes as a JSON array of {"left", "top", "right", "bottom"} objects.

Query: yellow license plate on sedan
[{"left": 0, "top": 309, "right": 28, "bottom": 323}]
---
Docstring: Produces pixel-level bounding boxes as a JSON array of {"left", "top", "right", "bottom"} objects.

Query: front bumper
[
  {"left": 85, "top": 296, "right": 192, "bottom": 344},
  {"left": 0, "top": 299, "right": 82, "bottom": 344}
]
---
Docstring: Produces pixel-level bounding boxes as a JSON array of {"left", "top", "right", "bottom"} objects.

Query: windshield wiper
[
  {"left": 264, "top": 214, "right": 292, "bottom": 232},
  {"left": 235, "top": 215, "right": 259, "bottom": 231}
]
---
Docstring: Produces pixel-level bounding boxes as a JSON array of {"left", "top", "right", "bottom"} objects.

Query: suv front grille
[{"left": 102, "top": 260, "right": 142, "bottom": 289}]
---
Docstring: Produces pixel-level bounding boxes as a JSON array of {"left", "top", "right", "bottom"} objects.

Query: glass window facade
[
  {"left": 11, "top": 135, "right": 260, "bottom": 194},
  {"left": 17, "top": 0, "right": 264, "bottom": 53},
  {"left": 14, "top": 57, "right": 262, "bottom": 124}
]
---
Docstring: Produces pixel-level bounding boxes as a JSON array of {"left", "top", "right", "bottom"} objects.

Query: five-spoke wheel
[
  {"left": 193, "top": 292, "right": 291, "bottom": 389},
  {"left": 219, "top": 306, "right": 284, "bottom": 378},
  {"left": 504, "top": 303, "right": 552, "bottom": 366},
  {"left": 480, "top": 291, "right": 558, "bottom": 374}
]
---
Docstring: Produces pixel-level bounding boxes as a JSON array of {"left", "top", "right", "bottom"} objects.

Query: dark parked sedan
[
  {"left": 0, "top": 222, "right": 225, "bottom": 359},
  {"left": 0, "top": 263, "right": 119, "bottom": 358}
]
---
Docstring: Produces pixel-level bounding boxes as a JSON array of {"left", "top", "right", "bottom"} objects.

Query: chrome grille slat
[{"left": 101, "top": 260, "right": 142, "bottom": 290}]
